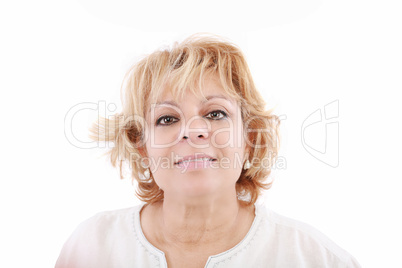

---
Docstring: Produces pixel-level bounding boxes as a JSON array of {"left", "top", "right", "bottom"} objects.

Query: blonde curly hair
[{"left": 90, "top": 34, "right": 280, "bottom": 205}]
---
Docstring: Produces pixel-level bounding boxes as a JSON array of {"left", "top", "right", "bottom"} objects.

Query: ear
[{"left": 137, "top": 145, "right": 148, "bottom": 158}]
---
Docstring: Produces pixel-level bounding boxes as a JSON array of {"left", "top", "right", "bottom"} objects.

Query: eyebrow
[
  {"left": 153, "top": 100, "right": 180, "bottom": 108},
  {"left": 154, "top": 95, "right": 232, "bottom": 108},
  {"left": 203, "top": 95, "right": 231, "bottom": 103}
]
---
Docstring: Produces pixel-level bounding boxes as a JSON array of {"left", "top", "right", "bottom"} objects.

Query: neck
[{"left": 155, "top": 193, "right": 245, "bottom": 248}]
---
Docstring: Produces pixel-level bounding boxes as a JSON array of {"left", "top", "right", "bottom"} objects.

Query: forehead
[{"left": 154, "top": 74, "right": 239, "bottom": 105}]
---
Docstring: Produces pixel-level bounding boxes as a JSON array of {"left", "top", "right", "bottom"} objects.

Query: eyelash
[
  {"left": 205, "top": 110, "right": 227, "bottom": 120},
  {"left": 156, "top": 110, "right": 228, "bottom": 126},
  {"left": 156, "top": 115, "right": 179, "bottom": 126}
]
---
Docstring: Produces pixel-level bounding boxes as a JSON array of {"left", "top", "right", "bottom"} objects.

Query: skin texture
[{"left": 140, "top": 75, "right": 255, "bottom": 267}]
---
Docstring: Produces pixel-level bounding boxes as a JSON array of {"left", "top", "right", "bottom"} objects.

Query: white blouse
[{"left": 56, "top": 203, "right": 361, "bottom": 268}]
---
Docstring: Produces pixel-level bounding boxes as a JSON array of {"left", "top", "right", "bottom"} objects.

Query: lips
[{"left": 174, "top": 154, "right": 217, "bottom": 165}]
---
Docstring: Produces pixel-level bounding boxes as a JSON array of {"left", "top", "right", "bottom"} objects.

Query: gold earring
[{"left": 243, "top": 160, "right": 251, "bottom": 170}]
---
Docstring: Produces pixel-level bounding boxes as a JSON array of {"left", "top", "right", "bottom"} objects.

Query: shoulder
[
  {"left": 80, "top": 206, "right": 139, "bottom": 230},
  {"left": 55, "top": 204, "right": 144, "bottom": 268},
  {"left": 68, "top": 206, "right": 140, "bottom": 242},
  {"left": 256, "top": 204, "right": 361, "bottom": 268}
]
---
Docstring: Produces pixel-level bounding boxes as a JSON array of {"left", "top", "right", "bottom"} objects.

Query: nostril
[{"left": 198, "top": 133, "right": 209, "bottom": 139}]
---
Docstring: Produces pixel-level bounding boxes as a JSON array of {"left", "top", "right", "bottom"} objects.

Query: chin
[{"left": 170, "top": 176, "right": 226, "bottom": 198}]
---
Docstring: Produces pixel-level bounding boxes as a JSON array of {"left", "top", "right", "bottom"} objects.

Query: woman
[{"left": 56, "top": 34, "right": 360, "bottom": 267}]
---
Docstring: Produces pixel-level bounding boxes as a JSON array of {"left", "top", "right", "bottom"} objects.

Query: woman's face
[{"left": 144, "top": 75, "right": 248, "bottom": 198}]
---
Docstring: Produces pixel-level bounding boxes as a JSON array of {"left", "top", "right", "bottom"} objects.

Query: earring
[
  {"left": 140, "top": 160, "right": 151, "bottom": 180},
  {"left": 144, "top": 168, "right": 150, "bottom": 179},
  {"left": 243, "top": 159, "right": 251, "bottom": 170}
]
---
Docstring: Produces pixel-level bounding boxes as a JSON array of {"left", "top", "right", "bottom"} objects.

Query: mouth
[{"left": 174, "top": 155, "right": 217, "bottom": 165}]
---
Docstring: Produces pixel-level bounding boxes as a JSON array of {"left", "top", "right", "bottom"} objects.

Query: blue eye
[
  {"left": 156, "top": 115, "right": 179, "bottom": 126},
  {"left": 205, "top": 110, "right": 227, "bottom": 120}
]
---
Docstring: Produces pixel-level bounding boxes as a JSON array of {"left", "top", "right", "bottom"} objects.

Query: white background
[{"left": 1, "top": 0, "right": 401, "bottom": 267}]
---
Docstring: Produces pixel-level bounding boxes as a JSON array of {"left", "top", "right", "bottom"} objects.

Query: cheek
[
  {"left": 212, "top": 121, "right": 246, "bottom": 170},
  {"left": 149, "top": 125, "right": 181, "bottom": 147},
  {"left": 211, "top": 120, "right": 245, "bottom": 149},
  {"left": 145, "top": 148, "right": 173, "bottom": 188}
]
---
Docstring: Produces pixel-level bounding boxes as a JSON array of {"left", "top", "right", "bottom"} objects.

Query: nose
[{"left": 182, "top": 116, "right": 210, "bottom": 142}]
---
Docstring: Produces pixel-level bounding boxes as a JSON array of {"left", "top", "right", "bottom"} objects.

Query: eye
[
  {"left": 205, "top": 110, "right": 227, "bottom": 120},
  {"left": 156, "top": 115, "right": 179, "bottom": 126}
]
